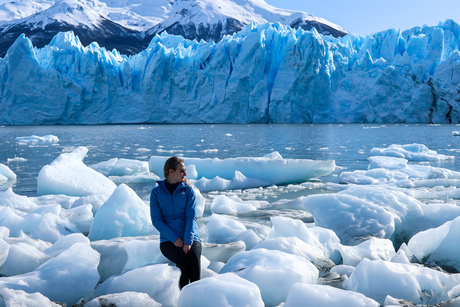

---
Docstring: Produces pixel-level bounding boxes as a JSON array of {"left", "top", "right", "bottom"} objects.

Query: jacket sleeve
[
  {"left": 183, "top": 186, "right": 198, "bottom": 245},
  {"left": 150, "top": 188, "right": 178, "bottom": 243}
]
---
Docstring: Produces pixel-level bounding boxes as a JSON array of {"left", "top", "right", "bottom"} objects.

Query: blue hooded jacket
[{"left": 150, "top": 180, "right": 200, "bottom": 245}]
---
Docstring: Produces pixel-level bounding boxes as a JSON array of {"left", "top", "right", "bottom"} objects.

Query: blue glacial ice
[{"left": 1, "top": 20, "right": 460, "bottom": 124}]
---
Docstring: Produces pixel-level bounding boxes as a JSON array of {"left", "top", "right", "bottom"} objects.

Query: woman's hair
[{"left": 163, "top": 156, "right": 185, "bottom": 178}]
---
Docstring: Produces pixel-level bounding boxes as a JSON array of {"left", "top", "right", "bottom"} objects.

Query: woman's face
[{"left": 167, "top": 162, "right": 187, "bottom": 184}]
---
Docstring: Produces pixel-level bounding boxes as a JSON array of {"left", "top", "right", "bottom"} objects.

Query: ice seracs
[{"left": 2, "top": 20, "right": 460, "bottom": 124}]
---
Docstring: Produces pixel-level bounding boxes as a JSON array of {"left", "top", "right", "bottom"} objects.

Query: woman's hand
[
  {"left": 183, "top": 243, "right": 191, "bottom": 254},
  {"left": 174, "top": 237, "right": 183, "bottom": 248}
]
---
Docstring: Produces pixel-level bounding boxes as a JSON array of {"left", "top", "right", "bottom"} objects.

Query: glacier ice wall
[{"left": 1, "top": 20, "right": 460, "bottom": 124}]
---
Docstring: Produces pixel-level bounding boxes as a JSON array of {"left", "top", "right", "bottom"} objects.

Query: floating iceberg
[
  {"left": 0, "top": 165, "right": 16, "bottom": 183},
  {"left": 149, "top": 152, "right": 336, "bottom": 191},
  {"left": 369, "top": 143, "right": 455, "bottom": 161},
  {"left": 37, "top": 147, "right": 117, "bottom": 197},
  {"left": 14, "top": 135, "right": 59, "bottom": 143},
  {"left": 88, "top": 184, "right": 154, "bottom": 241}
]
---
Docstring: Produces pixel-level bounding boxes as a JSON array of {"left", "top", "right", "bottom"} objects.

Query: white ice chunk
[
  {"left": 90, "top": 158, "right": 118, "bottom": 176},
  {"left": 0, "top": 205, "right": 79, "bottom": 243},
  {"left": 0, "top": 238, "right": 9, "bottom": 268},
  {"left": 37, "top": 147, "right": 117, "bottom": 197},
  {"left": 252, "top": 236, "right": 334, "bottom": 270},
  {"left": 14, "top": 135, "right": 59, "bottom": 144},
  {"left": 0, "top": 188, "right": 38, "bottom": 212},
  {"left": 150, "top": 152, "right": 336, "bottom": 189},
  {"left": 84, "top": 292, "right": 161, "bottom": 307},
  {"left": 103, "top": 158, "right": 160, "bottom": 184},
  {"left": 30, "top": 194, "right": 78, "bottom": 210},
  {"left": 284, "top": 284, "right": 379, "bottom": 307},
  {"left": 303, "top": 193, "right": 395, "bottom": 245},
  {"left": 302, "top": 185, "right": 427, "bottom": 246},
  {"left": 339, "top": 168, "right": 409, "bottom": 185},
  {"left": 343, "top": 259, "right": 460, "bottom": 305},
  {"left": 95, "top": 264, "right": 180, "bottom": 307},
  {"left": 121, "top": 239, "right": 168, "bottom": 273},
  {"left": 59, "top": 204, "right": 93, "bottom": 234},
  {"left": 178, "top": 273, "right": 264, "bottom": 307},
  {"left": 191, "top": 171, "right": 268, "bottom": 192},
  {"left": 90, "top": 238, "right": 130, "bottom": 282},
  {"left": 335, "top": 237, "right": 396, "bottom": 266},
  {"left": 192, "top": 185, "right": 205, "bottom": 218},
  {"left": 210, "top": 195, "right": 260, "bottom": 214},
  {"left": 71, "top": 193, "right": 110, "bottom": 215},
  {"left": 109, "top": 172, "right": 161, "bottom": 184},
  {"left": 391, "top": 243, "right": 413, "bottom": 264},
  {"left": 0, "top": 164, "right": 16, "bottom": 181},
  {"left": 370, "top": 144, "right": 454, "bottom": 161},
  {"left": 88, "top": 184, "right": 154, "bottom": 241},
  {"left": 0, "top": 288, "right": 61, "bottom": 307},
  {"left": 26, "top": 208, "right": 80, "bottom": 244},
  {"left": 3, "top": 236, "right": 51, "bottom": 252},
  {"left": 0, "top": 242, "right": 49, "bottom": 276},
  {"left": 108, "top": 159, "right": 149, "bottom": 176},
  {"left": 267, "top": 216, "right": 341, "bottom": 263},
  {"left": 205, "top": 214, "right": 261, "bottom": 250},
  {"left": 368, "top": 156, "right": 460, "bottom": 183},
  {"left": 0, "top": 242, "right": 100, "bottom": 306},
  {"left": 408, "top": 216, "right": 460, "bottom": 270},
  {"left": 0, "top": 227, "right": 9, "bottom": 238},
  {"left": 44, "top": 233, "right": 90, "bottom": 257},
  {"left": 0, "top": 207, "right": 26, "bottom": 237},
  {"left": 330, "top": 264, "right": 355, "bottom": 278},
  {"left": 220, "top": 248, "right": 319, "bottom": 306},
  {"left": 368, "top": 156, "right": 409, "bottom": 170}
]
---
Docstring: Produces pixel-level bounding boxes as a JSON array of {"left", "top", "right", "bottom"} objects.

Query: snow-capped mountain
[
  {"left": 0, "top": 0, "right": 145, "bottom": 56},
  {"left": 0, "top": 0, "right": 348, "bottom": 57}
]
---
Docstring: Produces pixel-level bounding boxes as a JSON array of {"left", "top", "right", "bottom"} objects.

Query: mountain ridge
[{"left": 0, "top": 0, "right": 348, "bottom": 57}]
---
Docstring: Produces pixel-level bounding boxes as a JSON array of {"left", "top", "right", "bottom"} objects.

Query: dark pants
[{"left": 160, "top": 240, "right": 202, "bottom": 289}]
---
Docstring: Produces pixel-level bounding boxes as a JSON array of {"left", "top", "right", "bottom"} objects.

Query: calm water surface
[{"left": 1, "top": 124, "right": 459, "bottom": 200}]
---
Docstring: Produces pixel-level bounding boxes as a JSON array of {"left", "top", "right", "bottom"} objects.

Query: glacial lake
[{"left": 1, "top": 124, "right": 460, "bottom": 202}]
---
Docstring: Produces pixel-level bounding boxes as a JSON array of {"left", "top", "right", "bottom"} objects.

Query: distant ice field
[{"left": 1, "top": 123, "right": 459, "bottom": 200}]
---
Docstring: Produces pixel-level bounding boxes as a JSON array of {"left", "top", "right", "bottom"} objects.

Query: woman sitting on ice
[{"left": 150, "top": 157, "right": 201, "bottom": 289}]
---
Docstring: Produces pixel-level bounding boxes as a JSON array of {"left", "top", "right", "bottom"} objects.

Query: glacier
[{"left": 1, "top": 20, "right": 460, "bottom": 124}]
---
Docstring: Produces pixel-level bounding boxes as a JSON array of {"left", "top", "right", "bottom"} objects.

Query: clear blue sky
[{"left": 265, "top": 0, "right": 460, "bottom": 36}]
